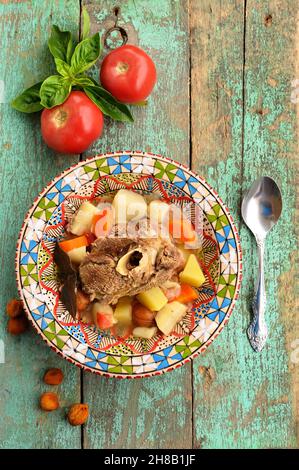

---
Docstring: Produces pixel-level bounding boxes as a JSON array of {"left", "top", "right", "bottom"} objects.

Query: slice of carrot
[
  {"left": 175, "top": 284, "right": 198, "bottom": 304},
  {"left": 91, "top": 212, "right": 105, "bottom": 228},
  {"left": 59, "top": 235, "right": 88, "bottom": 253},
  {"left": 169, "top": 218, "right": 197, "bottom": 243},
  {"left": 92, "top": 207, "right": 113, "bottom": 238}
]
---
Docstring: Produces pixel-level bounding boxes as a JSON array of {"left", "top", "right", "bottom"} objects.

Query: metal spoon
[{"left": 241, "top": 176, "right": 282, "bottom": 352}]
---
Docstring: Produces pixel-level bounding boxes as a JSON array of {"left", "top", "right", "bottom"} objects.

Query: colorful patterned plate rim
[{"left": 16, "top": 151, "right": 242, "bottom": 379}]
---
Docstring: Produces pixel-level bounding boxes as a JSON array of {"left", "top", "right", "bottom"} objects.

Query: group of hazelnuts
[{"left": 6, "top": 298, "right": 89, "bottom": 427}]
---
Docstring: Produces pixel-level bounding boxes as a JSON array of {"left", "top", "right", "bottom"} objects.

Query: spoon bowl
[{"left": 241, "top": 176, "right": 282, "bottom": 238}]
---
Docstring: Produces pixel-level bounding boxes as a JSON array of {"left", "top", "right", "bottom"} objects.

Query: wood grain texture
[
  {"left": 240, "top": 0, "right": 298, "bottom": 448},
  {"left": 81, "top": 0, "right": 192, "bottom": 449},
  {"left": 190, "top": 0, "right": 244, "bottom": 227},
  {"left": 191, "top": 0, "right": 299, "bottom": 448},
  {"left": 0, "top": 0, "right": 81, "bottom": 449},
  {"left": 190, "top": 0, "right": 246, "bottom": 449}
]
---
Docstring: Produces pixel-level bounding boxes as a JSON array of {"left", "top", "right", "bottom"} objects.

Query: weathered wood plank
[
  {"left": 191, "top": 0, "right": 298, "bottom": 448},
  {"left": 240, "top": 0, "right": 298, "bottom": 448},
  {"left": 0, "top": 0, "right": 81, "bottom": 449},
  {"left": 190, "top": 0, "right": 245, "bottom": 449},
  {"left": 190, "top": 0, "right": 244, "bottom": 215},
  {"left": 82, "top": 0, "right": 192, "bottom": 449}
]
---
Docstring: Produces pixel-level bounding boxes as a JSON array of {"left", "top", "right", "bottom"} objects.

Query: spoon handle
[{"left": 247, "top": 238, "right": 268, "bottom": 352}]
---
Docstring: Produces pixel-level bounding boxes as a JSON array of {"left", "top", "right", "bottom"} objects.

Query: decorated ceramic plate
[{"left": 16, "top": 151, "right": 242, "bottom": 379}]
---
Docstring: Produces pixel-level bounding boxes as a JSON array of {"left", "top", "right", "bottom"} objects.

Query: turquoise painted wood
[
  {"left": 0, "top": 0, "right": 298, "bottom": 449},
  {"left": 191, "top": 0, "right": 298, "bottom": 449},
  {"left": 0, "top": 0, "right": 82, "bottom": 449}
]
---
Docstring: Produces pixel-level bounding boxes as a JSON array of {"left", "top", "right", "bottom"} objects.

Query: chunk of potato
[
  {"left": 155, "top": 301, "right": 187, "bottom": 335},
  {"left": 112, "top": 189, "right": 147, "bottom": 224},
  {"left": 114, "top": 297, "right": 133, "bottom": 326},
  {"left": 132, "top": 326, "right": 158, "bottom": 339},
  {"left": 137, "top": 287, "right": 168, "bottom": 311},
  {"left": 70, "top": 201, "right": 100, "bottom": 236},
  {"left": 67, "top": 246, "right": 87, "bottom": 264},
  {"left": 179, "top": 254, "right": 205, "bottom": 287}
]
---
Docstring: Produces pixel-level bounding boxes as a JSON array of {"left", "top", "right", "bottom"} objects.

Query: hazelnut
[
  {"left": 67, "top": 403, "right": 89, "bottom": 426},
  {"left": 7, "top": 315, "right": 29, "bottom": 335},
  {"left": 40, "top": 392, "right": 59, "bottom": 411},
  {"left": 6, "top": 299, "right": 24, "bottom": 318},
  {"left": 43, "top": 368, "right": 64, "bottom": 386},
  {"left": 132, "top": 302, "right": 155, "bottom": 327}
]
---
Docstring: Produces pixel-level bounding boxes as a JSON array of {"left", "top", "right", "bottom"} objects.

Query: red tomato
[
  {"left": 41, "top": 91, "right": 104, "bottom": 154},
  {"left": 100, "top": 45, "right": 156, "bottom": 103}
]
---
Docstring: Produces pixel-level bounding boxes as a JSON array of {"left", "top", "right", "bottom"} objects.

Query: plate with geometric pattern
[{"left": 16, "top": 151, "right": 242, "bottom": 379}]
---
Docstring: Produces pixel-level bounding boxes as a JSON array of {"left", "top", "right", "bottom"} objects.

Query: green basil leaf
[
  {"left": 55, "top": 58, "right": 73, "bottom": 78},
  {"left": 82, "top": 7, "right": 90, "bottom": 40},
  {"left": 84, "top": 85, "right": 134, "bottom": 122},
  {"left": 11, "top": 82, "right": 43, "bottom": 113},
  {"left": 48, "top": 25, "right": 73, "bottom": 64},
  {"left": 40, "top": 75, "right": 71, "bottom": 109},
  {"left": 71, "top": 33, "right": 101, "bottom": 75},
  {"left": 87, "top": 76, "right": 101, "bottom": 86},
  {"left": 73, "top": 76, "right": 95, "bottom": 86}
]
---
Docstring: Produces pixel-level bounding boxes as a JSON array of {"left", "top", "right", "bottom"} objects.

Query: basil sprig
[
  {"left": 11, "top": 14, "right": 134, "bottom": 122},
  {"left": 11, "top": 81, "right": 44, "bottom": 113},
  {"left": 82, "top": 7, "right": 91, "bottom": 41},
  {"left": 73, "top": 76, "right": 95, "bottom": 87},
  {"left": 54, "top": 58, "right": 74, "bottom": 78},
  {"left": 70, "top": 33, "right": 101, "bottom": 75},
  {"left": 40, "top": 75, "right": 72, "bottom": 108},
  {"left": 48, "top": 25, "right": 73, "bottom": 65},
  {"left": 85, "top": 86, "right": 134, "bottom": 122}
]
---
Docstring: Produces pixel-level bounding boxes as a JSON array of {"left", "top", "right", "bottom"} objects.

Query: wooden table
[{"left": 0, "top": 0, "right": 298, "bottom": 449}]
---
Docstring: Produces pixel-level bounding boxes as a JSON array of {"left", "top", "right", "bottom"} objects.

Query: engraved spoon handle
[{"left": 247, "top": 238, "right": 268, "bottom": 352}]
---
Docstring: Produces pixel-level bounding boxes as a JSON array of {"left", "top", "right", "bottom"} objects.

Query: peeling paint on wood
[
  {"left": 191, "top": 0, "right": 298, "bottom": 449},
  {"left": 0, "top": 0, "right": 81, "bottom": 449}
]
